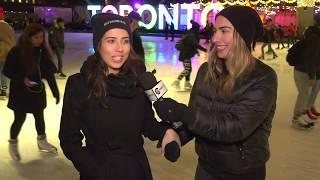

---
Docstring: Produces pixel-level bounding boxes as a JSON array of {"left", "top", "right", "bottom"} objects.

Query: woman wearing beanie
[
  {"left": 153, "top": 5, "right": 277, "bottom": 180},
  {"left": 3, "top": 23, "right": 60, "bottom": 161},
  {"left": 59, "top": 13, "right": 180, "bottom": 180}
]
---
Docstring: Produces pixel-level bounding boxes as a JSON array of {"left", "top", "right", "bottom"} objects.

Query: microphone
[
  {"left": 139, "top": 71, "right": 168, "bottom": 102},
  {"left": 139, "top": 71, "right": 181, "bottom": 162},
  {"left": 139, "top": 71, "right": 183, "bottom": 129},
  {"left": 164, "top": 141, "right": 180, "bottom": 162}
]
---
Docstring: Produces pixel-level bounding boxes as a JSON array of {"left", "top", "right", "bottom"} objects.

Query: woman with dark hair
[
  {"left": 154, "top": 6, "right": 277, "bottom": 180},
  {"left": 3, "top": 23, "right": 60, "bottom": 161},
  {"left": 59, "top": 13, "right": 180, "bottom": 180}
]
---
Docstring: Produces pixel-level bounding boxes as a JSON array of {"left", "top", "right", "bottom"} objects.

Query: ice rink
[{"left": 0, "top": 33, "right": 319, "bottom": 180}]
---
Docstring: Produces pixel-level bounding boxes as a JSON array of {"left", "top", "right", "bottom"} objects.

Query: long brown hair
[
  {"left": 17, "top": 23, "right": 51, "bottom": 75},
  {"left": 84, "top": 43, "right": 143, "bottom": 101},
  {"left": 206, "top": 30, "right": 255, "bottom": 97}
]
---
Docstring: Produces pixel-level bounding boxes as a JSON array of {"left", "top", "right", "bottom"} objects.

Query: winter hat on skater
[
  {"left": 91, "top": 13, "right": 131, "bottom": 51},
  {"left": 216, "top": 6, "right": 263, "bottom": 50}
]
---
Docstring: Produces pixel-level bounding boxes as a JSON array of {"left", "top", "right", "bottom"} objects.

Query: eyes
[
  {"left": 104, "top": 37, "right": 130, "bottom": 44},
  {"left": 213, "top": 28, "right": 231, "bottom": 34}
]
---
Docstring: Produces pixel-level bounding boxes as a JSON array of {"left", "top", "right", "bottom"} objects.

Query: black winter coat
[
  {"left": 177, "top": 32, "right": 206, "bottom": 61},
  {"left": 3, "top": 46, "right": 59, "bottom": 112},
  {"left": 184, "top": 60, "right": 277, "bottom": 175},
  {"left": 59, "top": 64, "right": 169, "bottom": 180},
  {"left": 48, "top": 26, "right": 65, "bottom": 49},
  {"left": 294, "top": 26, "right": 320, "bottom": 80}
]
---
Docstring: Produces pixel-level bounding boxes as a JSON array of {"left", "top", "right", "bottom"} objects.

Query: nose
[
  {"left": 212, "top": 32, "right": 219, "bottom": 43},
  {"left": 116, "top": 41, "right": 123, "bottom": 52}
]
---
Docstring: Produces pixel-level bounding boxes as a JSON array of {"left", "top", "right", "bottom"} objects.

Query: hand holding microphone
[
  {"left": 138, "top": 72, "right": 186, "bottom": 125},
  {"left": 138, "top": 71, "right": 182, "bottom": 162},
  {"left": 153, "top": 98, "right": 186, "bottom": 124}
]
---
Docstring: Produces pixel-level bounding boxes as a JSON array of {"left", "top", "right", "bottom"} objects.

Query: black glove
[{"left": 153, "top": 98, "right": 186, "bottom": 123}]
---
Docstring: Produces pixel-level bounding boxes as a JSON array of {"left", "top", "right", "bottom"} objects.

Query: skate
[
  {"left": 0, "top": 89, "right": 7, "bottom": 100},
  {"left": 9, "top": 139, "right": 21, "bottom": 161},
  {"left": 37, "top": 135, "right": 58, "bottom": 153},
  {"left": 184, "top": 81, "right": 193, "bottom": 90},
  {"left": 171, "top": 80, "right": 180, "bottom": 90}
]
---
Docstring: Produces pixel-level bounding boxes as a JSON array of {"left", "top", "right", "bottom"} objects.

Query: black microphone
[
  {"left": 139, "top": 71, "right": 181, "bottom": 162},
  {"left": 139, "top": 71, "right": 183, "bottom": 129},
  {"left": 138, "top": 71, "right": 167, "bottom": 102},
  {"left": 164, "top": 141, "right": 180, "bottom": 162}
]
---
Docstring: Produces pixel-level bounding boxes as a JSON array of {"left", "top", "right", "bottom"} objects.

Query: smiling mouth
[
  {"left": 112, "top": 56, "right": 124, "bottom": 62},
  {"left": 216, "top": 45, "right": 227, "bottom": 50}
]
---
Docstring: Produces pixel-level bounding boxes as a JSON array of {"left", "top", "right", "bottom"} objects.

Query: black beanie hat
[
  {"left": 91, "top": 13, "right": 131, "bottom": 51},
  {"left": 216, "top": 6, "right": 263, "bottom": 50}
]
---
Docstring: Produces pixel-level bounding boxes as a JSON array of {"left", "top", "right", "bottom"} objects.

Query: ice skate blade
[{"left": 39, "top": 149, "right": 58, "bottom": 154}]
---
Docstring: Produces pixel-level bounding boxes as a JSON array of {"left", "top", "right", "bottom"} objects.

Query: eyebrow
[
  {"left": 216, "top": 26, "right": 232, "bottom": 30},
  {"left": 104, "top": 36, "right": 129, "bottom": 39}
]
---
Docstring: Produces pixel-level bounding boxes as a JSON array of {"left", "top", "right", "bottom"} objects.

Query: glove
[
  {"left": 55, "top": 96, "right": 60, "bottom": 104},
  {"left": 153, "top": 98, "right": 186, "bottom": 123}
]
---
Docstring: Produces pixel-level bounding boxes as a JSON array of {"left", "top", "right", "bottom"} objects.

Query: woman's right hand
[{"left": 24, "top": 77, "right": 37, "bottom": 87}]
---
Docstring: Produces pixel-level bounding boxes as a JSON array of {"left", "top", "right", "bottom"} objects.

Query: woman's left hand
[{"left": 161, "top": 129, "right": 181, "bottom": 155}]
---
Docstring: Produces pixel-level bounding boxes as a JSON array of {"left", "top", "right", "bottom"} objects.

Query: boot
[
  {"left": 37, "top": 135, "right": 57, "bottom": 153},
  {"left": 184, "top": 81, "right": 193, "bottom": 90},
  {"left": 171, "top": 80, "right": 180, "bottom": 89},
  {"left": 9, "top": 139, "right": 21, "bottom": 161},
  {"left": 0, "top": 89, "right": 7, "bottom": 100}
]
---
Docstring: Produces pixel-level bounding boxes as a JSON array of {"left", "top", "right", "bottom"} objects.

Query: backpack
[{"left": 286, "top": 40, "right": 304, "bottom": 66}]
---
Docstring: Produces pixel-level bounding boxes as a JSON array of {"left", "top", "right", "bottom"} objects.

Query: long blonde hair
[{"left": 206, "top": 30, "right": 255, "bottom": 97}]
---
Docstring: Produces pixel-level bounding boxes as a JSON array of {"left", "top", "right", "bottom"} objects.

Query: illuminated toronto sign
[{"left": 87, "top": 3, "right": 224, "bottom": 30}]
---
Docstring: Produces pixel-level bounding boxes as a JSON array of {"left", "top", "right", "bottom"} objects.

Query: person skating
[
  {"left": 3, "top": 23, "right": 60, "bottom": 161},
  {"left": 0, "top": 7, "right": 16, "bottom": 99},
  {"left": 49, "top": 17, "right": 66, "bottom": 77},
  {"left": 172, "top": 20, "right": 206, "bottom": 90}
]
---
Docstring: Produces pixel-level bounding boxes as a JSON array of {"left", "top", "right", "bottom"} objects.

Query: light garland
[
  {"left": 216, "top": 0, "right": 297, "bottom": 6},
  {"left": 216, "top": 0, "right": 320, "bottom": 6},
  {"left": 297, "top": 0, "right": 315, "bottom": 7}
]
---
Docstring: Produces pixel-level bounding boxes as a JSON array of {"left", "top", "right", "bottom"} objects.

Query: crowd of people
[{"left": 1, "top": 4, "right": 320, "bottom": 180}]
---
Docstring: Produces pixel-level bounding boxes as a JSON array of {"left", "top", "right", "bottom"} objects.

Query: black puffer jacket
[{"left": 184, "top": 60, "right": 277, "bottom": 174}]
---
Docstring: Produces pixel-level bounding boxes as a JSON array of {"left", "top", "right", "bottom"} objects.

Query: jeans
[
  {"left": 53, "top": 47, "right": 64, "bottom": 73},
  {"left": 0, "top": 60, "right": 8, "bottom": 90},
  {"left": 308, "top": 79, "right": 320, "bottom": 107},
  {"left": 292, "top": 69, "right": 320, "bottom": 120},
  {"left": 261, "top": 43, "right": 277, "bottom": 59}
]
